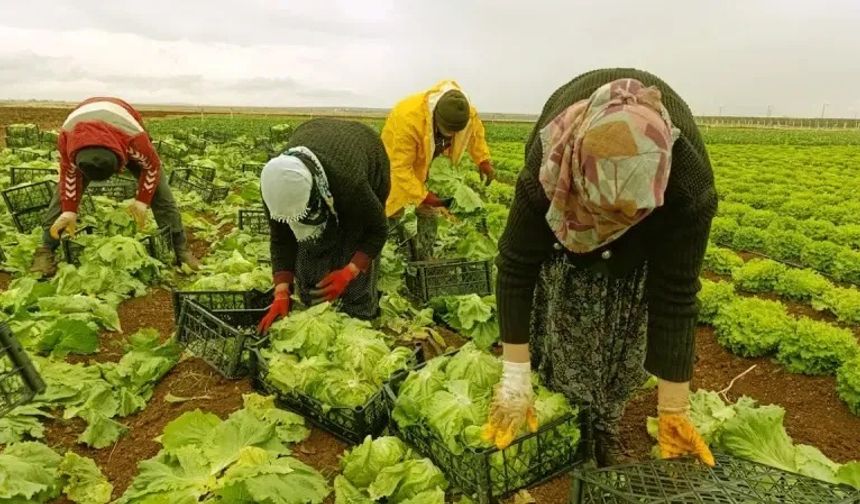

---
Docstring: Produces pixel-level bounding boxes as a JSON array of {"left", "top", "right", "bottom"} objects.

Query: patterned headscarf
[
  {"left": 538, "top": 78, "right": 678, "bottom": 253},
  {"left": 260, "top": 146, "right": 337, "bottom": 242}
]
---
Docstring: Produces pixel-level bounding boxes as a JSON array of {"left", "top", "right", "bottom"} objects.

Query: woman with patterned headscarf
[
  {"left": 481, "top": 69, "right": 718, "bottom": 467},
  {"left": 257, "top": 118, "right": 390, "bottom": 330}
]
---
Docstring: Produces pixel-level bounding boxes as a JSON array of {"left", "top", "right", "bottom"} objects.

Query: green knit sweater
[
  {"left": 496, "top": 68, "right": 718, "bottom": 382},
  {"left": 268, "top": 118, "right": 391, "bottom": 284}
]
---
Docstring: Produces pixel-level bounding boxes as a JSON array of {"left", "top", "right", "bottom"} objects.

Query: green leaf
[
  {"left": 334, "top": 475, "right": 374, "bottom": 504},
  {"left": 116, "top": 448, "right": 215, "bottom": 504},
  {"left": 367, "top": 458, "right": 447, "bottom": 503},
  {"left": 0, "top": 404, "right": 51, "bottom": 444},
  {"left": 37, "top": 319, "right": 99, "bottom": 357},
  {"left": 216, "top": 448, "right": 329, "bottom": 504},
  {"left": 341, "top": 436, "right": 408, "bottom": 489},
  {"left": 717, "top": 401, "right": 797, "bottom": 473},
  {"left": 161, "top": 410, "right": 222, "bottom": 452},
  {"left": 837, "top": 462, "right": 860, "bottom": 489},
  {"left": 78, "top": 414, "right": 128, "bottom": 449},
  {"left": 241, "top": 393, "right": 309, "bottom": 445},
  {"left": 0, "top": 442, "right": 62, "bottom": 501},
  {"left": 59, "top": 452, "right": 113, "bottom": 504},
  {"left": 399, "top": 488, "right": 446, "bottom": 504},
  {"left": 203, "top": 410, "right": 281, "bottom": 474}
]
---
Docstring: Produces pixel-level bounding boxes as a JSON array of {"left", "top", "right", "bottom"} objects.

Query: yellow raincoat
[{"left": 382, "top": 80, "right": 492, "bottom": 216}]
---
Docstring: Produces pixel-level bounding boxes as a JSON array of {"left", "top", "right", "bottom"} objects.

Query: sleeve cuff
[
  {"left": 350, "top": 251, "right": 372, "bottom": 272},
  {"left": 273, "top": 271, "right": 294, "bottom": 286}
]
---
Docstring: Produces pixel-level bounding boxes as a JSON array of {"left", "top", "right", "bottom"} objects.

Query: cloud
[{"left": 1, "top": 0, "right": 859, "bottom": 116}]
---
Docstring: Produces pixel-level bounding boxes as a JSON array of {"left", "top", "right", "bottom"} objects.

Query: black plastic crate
[
  {"left": 570, "top": 453, "right": 860, "bottom": 503},
  {"left": 168, "top": 169, "right": 227, "bottom": 203},
  {"left": 10, "top": 207, "right": 47, "bottom": 234},
  {"left": 251, "top": 344, "right": 422, "bottom": 444},
  {"left": 406, "top": 258, "right": 493, "bottom": 303},
  {"left": 171, "top": 166, "right": 216, "bottom": 183},
  {"left": 88, "top": 178, "right": 137, "bottom": 200},
  {"left": 238, "top": 208, "right": 268, "bottom": 234},
  {"left": 140, "top": 226, "right": 176, "bottom": 265},
  {"left": 0, "top": 322, "right": 45, "bottom": 418},
  {"left": 175, "top": 299, "right": 265, "bottom": 379},
  {"left": 60, "top": 225, "right": 96, "bottom": 265},
  {"left": 170, "top": 288, "right": 272, "bottom": 322},
  {"left": 9, "top": 167, "right": 56, "bottom": 186},
  {"left": 2, "top": 180, "right": 55, "bottom": 213},
  {"left": 5, "top": 125, "right": 40, "bottom": 148},
  {"left": 9, "top": 148, "right": 53, "bottom": 162},
  {"left": 385, "top": 370, "right": 587, "bottom": 503},
  {"left": 241, "top": 162, "right": 265, "bottom": 176}
]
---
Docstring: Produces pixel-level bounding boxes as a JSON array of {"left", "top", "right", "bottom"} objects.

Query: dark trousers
[{"left": 41, "top": 166, "right": 187, "bottom": 251}]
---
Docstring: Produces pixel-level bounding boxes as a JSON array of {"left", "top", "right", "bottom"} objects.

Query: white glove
[
  {"left": 481, "top": 360, "right": 538, "bottom": 449},
  {"left": 127, "top": 200, "right": 149, "bottom": 229},
  {"left": 50, "top": 211, "right": 78, "bottom": 239}
]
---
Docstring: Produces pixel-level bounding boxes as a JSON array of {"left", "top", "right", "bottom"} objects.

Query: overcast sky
[{"left": 1, "top": 0, "right": 859, "bottom": 117}]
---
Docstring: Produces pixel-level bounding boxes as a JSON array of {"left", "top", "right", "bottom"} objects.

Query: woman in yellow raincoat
[{"left": 382, "top": 80, "right": 494, "bottom": 218}]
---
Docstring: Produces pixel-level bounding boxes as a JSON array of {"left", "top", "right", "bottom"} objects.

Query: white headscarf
[{"left": 260, "top": 154, "right": 325, "bottom": 242}]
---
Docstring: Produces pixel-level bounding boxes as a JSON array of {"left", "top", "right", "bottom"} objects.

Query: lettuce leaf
[{"left": 341, "top": 436, "right": 408, "bottom": 489}]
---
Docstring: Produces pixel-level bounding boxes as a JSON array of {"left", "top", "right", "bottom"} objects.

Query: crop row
[
  {"left": 711, "top": 216, "right": 860, "bottom": 285},
  {"left": 699, "top": 278, "right": 860, "bottom": 415},
  {"left": 705, "top": 245, "right": 860, "bottom": 326}
]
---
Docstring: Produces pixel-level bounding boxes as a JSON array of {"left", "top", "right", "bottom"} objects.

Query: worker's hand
[
  {"left": 258, "top": 285, "right": 291, "bottom": 333},
  {"left": 421, "top": 192, "right": 447, "bottom": 208},
  {"left": 50, "top": 211, "right": 78, "bottom": 240},
  {"left": 480, "top": 360, "right": 538, "bottom": 449},
  {"left": 126, "top": 200, "right": 149, "bottom": 229},
  {"left": 310, "top": 263, "right": 359, "bottom": 304},
  {"left": 658, "top": 414, "right": 714, "bottom": 466},
  {"left": 478, "top": 160, "right": 495, "bottom": 186},
  {"left": 657, "top": 379, "right": 715, "bottom": 466}
]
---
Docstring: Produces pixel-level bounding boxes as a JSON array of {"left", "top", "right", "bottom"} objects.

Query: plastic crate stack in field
[
  {"left": 174, "top": 297, "right": 270, "bottom": 379},
  {"left": 62, "top": 226, "right": 175, "bottom": 266},
  {"left": 1, "top": 180, "right": 56, "bottom": 233},
  {"left": 237, "top": 208, "right": 268, "bottom": 235},
  {"left": 251, "top": 345, "right": 422, "bottom": 444},
  {"left": 88, "top": 176, "right": 137, "bottom": 200},
  {"left": 571, "top": 453, "right": 860, "bottom": 503},
  {"left": 406, "top": 259, "right": 493, "bottom": 303},
  {"left": 168, "top": 168, "right": 228, "bottom": 204},
  {"left": 392, "top": 217, "right": 494, "bottom": 303},
  {"left": 384, "top": 359, "right": 588, "bottom": 504},
  {"left": 9, "top": 167, "right": 56, "bottom": 186},
  {"left": 4, "top": 124, "right": 40, "bottom": 148},
  {"left": 240, "top": 162, "right": 265, "bottom": 177},
  {"left": 139, "top": 226, "right": 176, "bottom": 265},
  {"left": 60, "top": 225, "right": 96, "bottom": 265},
  {"left": 0, "top": 322, "right": 45, "bottom": 417},
  {"left": 170, "top": 288, "right": 272, "bottom": 322}
]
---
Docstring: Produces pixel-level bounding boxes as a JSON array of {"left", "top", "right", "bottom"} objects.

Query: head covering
[
  {"left": 434, "top": 90, "right": 470, "bottom": 132},
  {"left": 75, "top": 147, "right": 118, "bottom": 181},
  {"left": 538, "top": 78, "right": 678, "bottom": 253},
  {"left": 260, "top": 147, "right": 336, "bottom": 242}
]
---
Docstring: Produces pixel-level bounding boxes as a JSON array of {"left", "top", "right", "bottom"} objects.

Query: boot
[
  {"left": 176, "top": 247, "right": 200, "bottom": 271},
  {"left": 594, "top": 429, "right": 634, "bottom": 467},
  {"left": 30, "top": 245, "right": 57, "bottom": 277}
]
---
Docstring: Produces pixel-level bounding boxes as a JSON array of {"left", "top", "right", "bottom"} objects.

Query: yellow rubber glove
[
  {"left": 49, "top": 211, "right": 77, "bottom": 240},
  {"left": 657, "top": 379, "right": 715, "bottom": 467},
  {"left": 480, "top": 360, "right": 538, "bottom": 450},
  {"left": 127, "top": 200, "right": 149, "bottom": 229}
]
